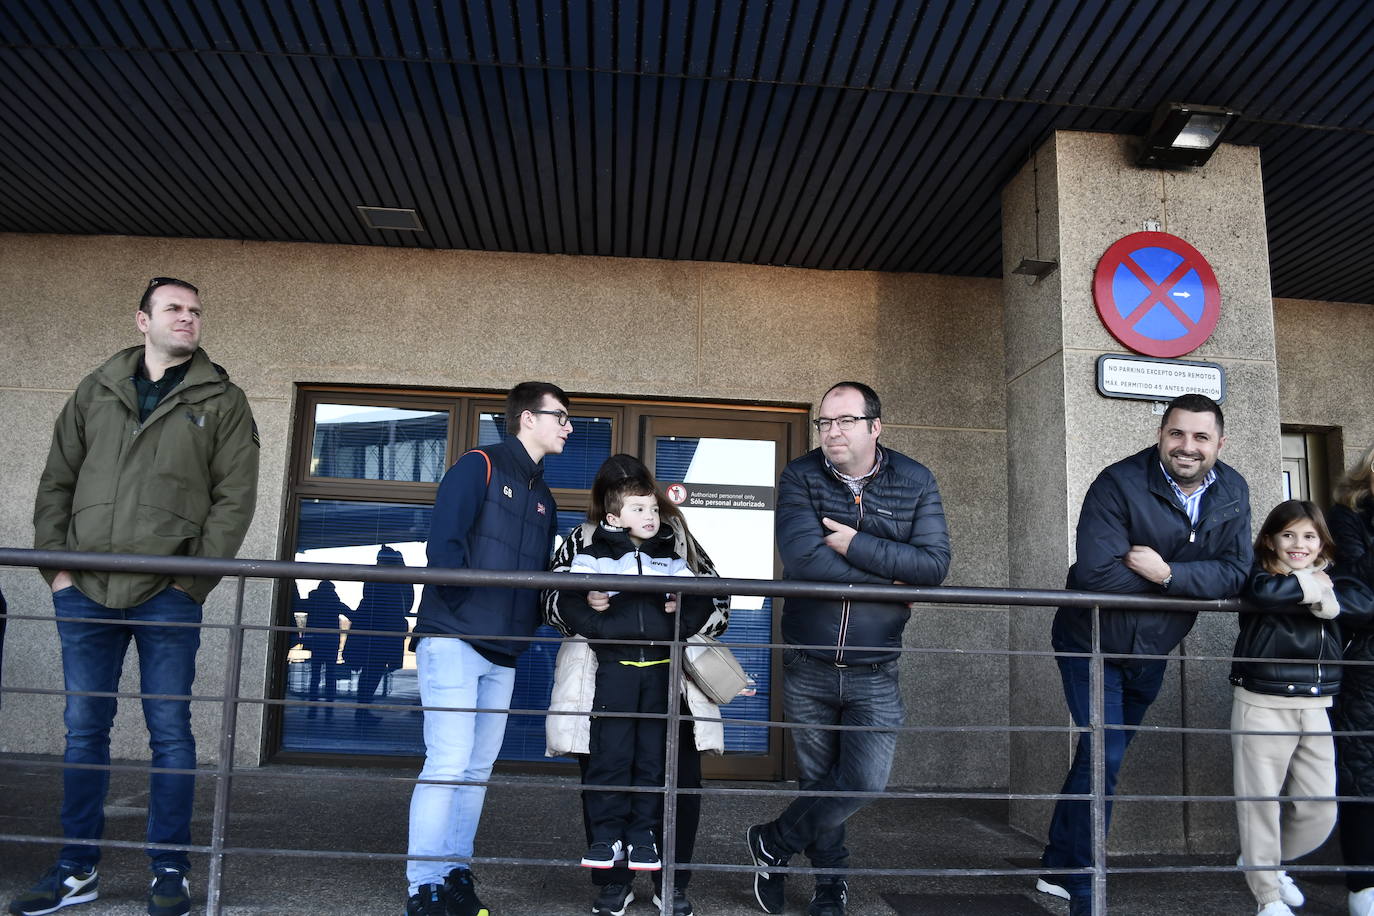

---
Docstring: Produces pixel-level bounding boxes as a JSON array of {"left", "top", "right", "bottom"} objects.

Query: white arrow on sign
[{"left": 1172, "top": 291, "right": 1191, "bottom": 298}]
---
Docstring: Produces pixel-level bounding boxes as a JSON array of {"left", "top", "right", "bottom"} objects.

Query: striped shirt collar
[
  {"left": 1160, "top": 462, "right": 1217, "bottom": 526},
  {"left": 825, "top": 445, "right": 884, "bottom": 497}
]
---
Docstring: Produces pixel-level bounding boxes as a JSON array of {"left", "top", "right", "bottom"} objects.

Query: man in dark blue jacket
[
  {"left": 747, "top": 382, "right": 950, "bottom": 916},
  {"left": 404, "top": 381, "right": 570, "bottom": 916},
  {"left": 1037, "top": 393, "right": 1251, "bottom": 914}
]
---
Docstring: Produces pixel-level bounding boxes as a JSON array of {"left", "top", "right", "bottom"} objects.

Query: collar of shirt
[
  {"left": 1159, "top": 461, "right": 1217, "bottom": 526},
  {"left": 132, "top": 356, "right": 191, "bottom": 422},
  {"left": 825, "top": 445, "right": 884, "bottom": 497}
]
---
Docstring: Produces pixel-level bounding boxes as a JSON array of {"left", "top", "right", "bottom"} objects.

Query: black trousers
[
  {"left": 583, "top": 659, "right": 670, "bottom": 847},
  {"left": 580, "top": 695, "right": 703, "bottom": 890}
]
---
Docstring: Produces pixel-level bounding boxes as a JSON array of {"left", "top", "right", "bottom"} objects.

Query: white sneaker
[
  {"left": 1238, "top": 856, "right": 1304, "bottom": 909},
  {"left": 1351, "top": 887, "right": 1374, "bottom": 916},
  {"left": 1277, "top": 871, "right": 1304, "bottom": 908},
  {"left": 1036, "top": 877, "right": 1070, "bottom": 900},
  {"left": 1257, "top": 902, "right": 1295, "bottom": 916}
]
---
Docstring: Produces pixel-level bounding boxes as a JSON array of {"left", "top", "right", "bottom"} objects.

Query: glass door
[{"left": 642, "top": 414, "right": 797, "bottom": 780}]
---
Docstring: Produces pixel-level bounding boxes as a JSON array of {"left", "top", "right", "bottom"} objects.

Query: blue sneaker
[
  {"left": 146, "top": 866, "right": 189, "bottom": 916},
  {"left": 8, "top": 863, "right": 99, "bottom": 915}
]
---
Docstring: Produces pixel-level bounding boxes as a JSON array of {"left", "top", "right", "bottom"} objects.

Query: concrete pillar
[{"left": 1002, "top": 131, "right": 1283, "bottom": 854}]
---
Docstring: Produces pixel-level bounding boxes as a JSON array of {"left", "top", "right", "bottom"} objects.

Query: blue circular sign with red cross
[{"left": 1093, "top": 231, "right": 1220, "bottom": 358}]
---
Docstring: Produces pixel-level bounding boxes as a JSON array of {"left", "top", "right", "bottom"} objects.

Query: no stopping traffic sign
[{"left": 1093, "top": 231, "right": 1220, "bottom": 358}]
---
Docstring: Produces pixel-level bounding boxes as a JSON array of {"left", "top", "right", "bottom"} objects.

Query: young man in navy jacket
[
  {"left": 1037, "top": 393, "right": 1252, "bottom": 914},
  {"left": 404, "top": 382, "right": 571, "bottom": 916}
]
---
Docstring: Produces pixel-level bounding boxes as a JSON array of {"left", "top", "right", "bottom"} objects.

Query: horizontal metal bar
[{"left": 0, "top": 546, "right": 1246, "bottom": 612}]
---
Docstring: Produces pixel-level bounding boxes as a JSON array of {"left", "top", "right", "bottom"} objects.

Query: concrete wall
[
  {"left": 0, "top": 232, "right": 1007, "bottom": 786},
  {"left": 1274, "top": 296, "right": 1374, "bottom": 472},
  {"left": 1002, "top": 131, "right": 1286, "bottom": 855}
]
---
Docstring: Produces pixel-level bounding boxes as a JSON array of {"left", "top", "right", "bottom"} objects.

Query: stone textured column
[{"left": 1003, "top": 131, "right": 1283, "bottom": 854}]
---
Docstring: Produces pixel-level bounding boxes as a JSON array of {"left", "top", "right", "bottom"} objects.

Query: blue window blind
[
  {"left": 654, "top": 437, "right": 699, "bottom": 483},
  {"left": 283, "top": 499, "right": 431, "bottom": 756},
  {"left": 477, "top": 412, "right": 613, "bottom": 490},
  {"left": 310, "top": 404, "right": 448, "bottom": 483},
  {"left": 721, "top": 598, "right": 773, "bottom": 754}
]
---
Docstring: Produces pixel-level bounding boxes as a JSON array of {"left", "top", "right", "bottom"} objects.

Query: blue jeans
[
  {"left": 770, "top": 649, "right": 904, "bottom": 874},
  {"left": 55, "top": 585, "right": 202, "bottom": 872},
  {"left": 1041, "top": 648, "right": 1167, "bottom": 898},
  {"left": 406, "top": 636, "right": 515, "bottom": 892}
]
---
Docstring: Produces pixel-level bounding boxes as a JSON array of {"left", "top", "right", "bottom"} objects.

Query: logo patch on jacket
[
  {"left": 536, "top": 502, "right": 546, "bottom": 515},
  {"left": 502, "top": 485, "right": 513, "bottom": 498}
]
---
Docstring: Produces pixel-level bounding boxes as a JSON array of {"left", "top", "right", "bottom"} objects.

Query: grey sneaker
[
  {"left": 746, "top": 823, "right": 788, "bottom": 914},
  {"left": 8, "top": 864, "right": 99, "bottom": 915}
]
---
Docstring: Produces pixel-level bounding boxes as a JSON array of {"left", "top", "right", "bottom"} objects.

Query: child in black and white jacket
[{"left": 559, "top": 479, "right": 712, "bottom": 874}]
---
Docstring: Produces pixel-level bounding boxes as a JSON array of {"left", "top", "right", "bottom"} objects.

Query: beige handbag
[{"left": 682, "top": 634, "right": 751, "bottom": 705}]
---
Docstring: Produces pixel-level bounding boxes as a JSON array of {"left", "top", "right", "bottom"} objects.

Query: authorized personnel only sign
[{"left": 1096, "top": 354, "right": 1225, "bottom": 403}]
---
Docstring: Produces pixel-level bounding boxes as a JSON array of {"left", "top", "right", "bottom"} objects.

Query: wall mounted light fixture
[{"left": 1136, "top": 102, "right": 1240, "bottom": 169}]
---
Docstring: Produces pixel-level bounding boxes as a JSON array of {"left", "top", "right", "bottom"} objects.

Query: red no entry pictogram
[{"left": 1093, "top": 232, "right": 1220, "bottom": 358}]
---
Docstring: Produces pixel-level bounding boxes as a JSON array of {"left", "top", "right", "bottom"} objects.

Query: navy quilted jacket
[
  {"left": 776, "top": 445, "right": 950, "bottom": 664},
  {"left": 413, "top": 437, "right": 558, "bottom": 665}
]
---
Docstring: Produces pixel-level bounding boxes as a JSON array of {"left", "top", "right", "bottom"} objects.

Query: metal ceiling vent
[{"left": 357, "top": 206, "right": 424, "bottom": 232}]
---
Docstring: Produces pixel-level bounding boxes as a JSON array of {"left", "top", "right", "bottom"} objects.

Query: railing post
[
  {"left": 659, "top": 594, "right": 683, "bottom": 916},
  {"left": 205, "top": 576, "right": 247, "bottom": 915},
  {"left": 1090, "top": 602, "right": 1107, "bottom": 915}
]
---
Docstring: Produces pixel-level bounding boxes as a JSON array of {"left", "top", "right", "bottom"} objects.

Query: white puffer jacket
[{"left": 542, "top": 518, "right": 730, "bottom": 757}]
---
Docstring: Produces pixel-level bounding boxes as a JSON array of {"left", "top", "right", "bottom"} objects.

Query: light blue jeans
[{"left": 406, "top": 636, "right": 515, "bottom": 892}]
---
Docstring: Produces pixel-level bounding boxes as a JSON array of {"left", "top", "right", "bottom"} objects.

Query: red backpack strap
[{"left": 464, "top": 448, "right": 492, "bottom": 486}]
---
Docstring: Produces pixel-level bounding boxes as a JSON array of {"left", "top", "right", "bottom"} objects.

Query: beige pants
[{"left": 1232, "top": 698, "right": 1337, "bottom": 906}]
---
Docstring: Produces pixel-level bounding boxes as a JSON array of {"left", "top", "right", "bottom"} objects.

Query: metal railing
[{"left": 0, "top": 546, "right": 1364, "bottom": 915}]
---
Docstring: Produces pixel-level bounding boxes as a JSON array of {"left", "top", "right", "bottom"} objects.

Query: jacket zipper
[
  {"left": 1316, "top": 625, "right": 1329, "bottom": 690},
  {"left": 635, "top": 549, "right": 646, "bottom": 662},
  {"left": 834, "top": 492, "right": 863, "bottom": 664}
]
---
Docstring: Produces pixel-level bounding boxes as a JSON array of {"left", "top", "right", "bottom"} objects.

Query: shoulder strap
[{"left": 464, "top": 448, "right": 492, "bottom": 486}]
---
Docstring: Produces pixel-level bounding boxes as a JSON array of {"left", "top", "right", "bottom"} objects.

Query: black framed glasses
[
  {"left": 812, "top": 415, "right": 873, "bottom": 433},
  {"left": 529, "top": 409, "right": 572, "bottom": 427}
]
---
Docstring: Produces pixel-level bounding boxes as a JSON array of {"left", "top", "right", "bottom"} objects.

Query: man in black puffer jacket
[
  {"left": 747, "top": 382, "right": 950, "bottom": 916},
  {"left": 1037, "top": 393, "right": 1252, "bottom": 914}
]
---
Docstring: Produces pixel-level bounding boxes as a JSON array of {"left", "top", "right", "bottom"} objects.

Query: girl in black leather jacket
[{"left": 1231, "top": 500, "right": 1374, "bottom": 916}]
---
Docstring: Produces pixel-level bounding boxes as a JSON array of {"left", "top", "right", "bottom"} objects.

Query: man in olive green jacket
[{"left": 13, "top": 277, "right": 258, "bottom": 916}]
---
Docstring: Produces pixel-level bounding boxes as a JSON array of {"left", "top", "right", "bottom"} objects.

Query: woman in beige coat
[{"left": 543, "top": 454, "right": 730, "bottom": 916}]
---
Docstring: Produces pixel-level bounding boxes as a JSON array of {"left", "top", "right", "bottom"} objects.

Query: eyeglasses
[
  {"left": 147, "top": 277, "right": 199, "bottom": 295},
  {"left": 812, "top": 415, "right": 873, "bottom": 433},
  {"left": 529, "top": 409, "right": 573, "bottom": 427}
]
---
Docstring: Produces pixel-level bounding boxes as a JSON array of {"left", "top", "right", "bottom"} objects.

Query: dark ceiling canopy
[{"left": 2, "top": 1, "right": 1372, "bottom": 303}]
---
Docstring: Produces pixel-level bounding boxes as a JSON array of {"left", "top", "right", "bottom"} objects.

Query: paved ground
[{"left": 0, "top": 756, "right": 1354, "bottom": 915}]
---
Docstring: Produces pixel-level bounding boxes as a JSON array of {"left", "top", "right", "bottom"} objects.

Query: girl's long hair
[
  {"left": 1334, "top": 441, "right": 1374, "bottom": 511},
  {"left": 1254, "top": 499, "right": 1336, "bottom": 574}
]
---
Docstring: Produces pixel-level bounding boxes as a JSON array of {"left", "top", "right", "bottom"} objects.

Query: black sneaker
[
  {"left": 592, "top": 882, "right": 634, "bottom": 916},
  {"left": 405, "top": 884, "right": 448, "bottom": 916},
  {"left": 442, "top": 868, "right": 488, "bottom": 916},
  {"left": 651, "top": 887, "right": 695, "bottom": 916},
  {"left": 8, "top": 863, "right": 99, "bottom": 915},
  {"left": 146, "top": 867, "right": 189, "bottom": 916},
  {"left": 627, "top": 841, "right": 661, "bottom": 871},
  {"left": 581, "top": 840, "right": 624, "bottom": 869},
  {"left": 808, "top": 879, "right": 847, "bottom": 916},
  {"left": 746, "top": 823, "right": 788, "bottom": 915}
]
